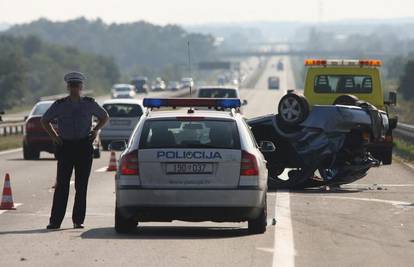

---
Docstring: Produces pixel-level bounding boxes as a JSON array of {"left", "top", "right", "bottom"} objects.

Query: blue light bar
[{"left": 143, "top": 98, "right": 241, "bottom": 109}]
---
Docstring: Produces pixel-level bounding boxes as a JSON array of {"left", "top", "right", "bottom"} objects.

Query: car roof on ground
[{"left": 102, "top": 99, "right": 143, "bottom": 105}]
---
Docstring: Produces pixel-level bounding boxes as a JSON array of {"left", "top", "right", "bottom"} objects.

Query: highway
[{"left": 0, "top": 57, "right": 413, "bottom": 267}]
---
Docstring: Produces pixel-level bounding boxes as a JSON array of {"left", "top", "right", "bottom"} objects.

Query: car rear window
[
  {"left": 114, "top": 87, "right": 132, "bottom": 92},
  {"left": 103, "top": 104, "right": 143, "bottom": 118},
  {"left": 139, "top": 119, "right": 240, "bottom": 149},
  {"left": 314, "top": 75, "right": 373, "bottom": 94},
  {"left": 198, "top": 89, "right": 238, "bottom": 98},
  {"left": 32, "top": 102, "right": 53, "bottom": 116}
]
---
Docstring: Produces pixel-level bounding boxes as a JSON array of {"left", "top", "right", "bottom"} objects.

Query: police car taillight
[
  {"left": 240, "top": 151, "right": 259, "bottom": 176},
  {"left": 143, "top": 98, "right": 241, "bottom": 109},
  {"left": 120, "top": 150, "right": 139, "bottom": 175}
]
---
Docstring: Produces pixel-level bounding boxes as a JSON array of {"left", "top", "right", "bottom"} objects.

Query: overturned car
[{"left": 247, "top": 92, "right": 397, "bottom": 189}]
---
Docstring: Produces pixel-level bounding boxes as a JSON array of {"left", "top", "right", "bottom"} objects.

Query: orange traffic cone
[
  {"left": 0, "top": 173, "right": 16, "bottom": 210},
  {"left": 107, "top": 151, "right": 117, "bottom": 171}
]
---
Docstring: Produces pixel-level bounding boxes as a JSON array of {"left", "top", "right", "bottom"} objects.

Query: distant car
[
  {"left": 151, "top": 78, "right": 166, "bottom": 91},
  {"left": 181, "top": 77, "right": 194, "bottom": 89},
  {"left": 268, "top": 76, "right": 280, "bottom": 90},
  {"left": 130, "top": 77, "right": 148, "bottom": 94},
  {"left": 23, "top": 101, "right": 100, "bottom": 160},
  {"left": 167, "top": 81, "right": 180, "bottom": 91},
  {"left": 0, "top": 110, "right": 4, "bottom": 121},
  {"left": 111, "top": 84, "right": 136, "bottom": 99},
  {"left": 196, "top": 86, "right": 247, "bottom": 111},
  {"left": 100, "top": 99, "right": 144, "bottom": 150},
  {"left": 277, "top": 61, "right": 284, "bottom": 71}
]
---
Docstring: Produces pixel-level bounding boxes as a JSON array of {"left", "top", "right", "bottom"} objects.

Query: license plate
[
  {"left": 166, "top": 163, "right": 213, "bottom": 174},
  {"left": 110, "top": 120, "right": 131, "bottom": 126}
]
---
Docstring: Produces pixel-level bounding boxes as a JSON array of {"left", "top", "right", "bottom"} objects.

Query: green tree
[{"left": 399, "top": 60, "right": 414, "bottom": 100}]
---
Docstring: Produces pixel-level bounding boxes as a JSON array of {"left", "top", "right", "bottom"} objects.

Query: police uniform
[{"left": 42, "top": 72, "right": 108, "bottom": 228}]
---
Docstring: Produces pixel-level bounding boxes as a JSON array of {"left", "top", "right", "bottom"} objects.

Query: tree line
[
  {"left": 0, "top": 35, "right": 120, "bottom": 110},
  {"left": 6, "top": 18, "right": 217, "bottom": 77}
]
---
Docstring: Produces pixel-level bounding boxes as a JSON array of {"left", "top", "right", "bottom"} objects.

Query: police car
[{"left": 111, "top": 98, "right": 274, "bottom": 234}]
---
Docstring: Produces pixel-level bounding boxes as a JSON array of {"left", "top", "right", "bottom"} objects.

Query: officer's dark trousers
[{"left": 49, "top": 138, "right": 93, "bottom": 226}]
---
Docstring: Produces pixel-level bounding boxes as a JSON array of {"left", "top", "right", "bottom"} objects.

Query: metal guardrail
[
  {"left": 394, "top": 123, "right": 414, "bottom": 143},
  {"left": 0, "top": 121, "right": 24, "bottom": 136}
]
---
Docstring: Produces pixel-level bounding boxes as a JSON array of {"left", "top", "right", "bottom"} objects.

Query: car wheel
[
  {"left": 93, "top": 148, "right": 101, "bottom": 159},
  {"left": 115, "top": 206, "right": 137, "bottom": 234},
  {"left": 333, "top": 94, "right": 360, "bottom": 106},
  {"left": 248, "top": 197, "right": 267, "bottom": 234},
  {"left": 101, "top": 141, "right": 110, "bottom": 151},
  {"left": 278, "top": 92, "right": 309, "bottom": 126},
  {"left": 23, "top": 144, "right": 40, "bottom": 160}
]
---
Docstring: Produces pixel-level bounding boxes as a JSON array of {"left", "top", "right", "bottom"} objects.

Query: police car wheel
[
  {"left": 248, "top": 197, "right": 267, "bottom": 234},
  {"left": 115, "top": 206, "right": 137, "bottom": 233},
  {"left": 278, "top": 93, "right": 309, "bottom": 126}
]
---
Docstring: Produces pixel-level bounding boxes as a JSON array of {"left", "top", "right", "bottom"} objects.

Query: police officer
[{"left": 41, "top": 71, "right": 109, "bottom": 229}]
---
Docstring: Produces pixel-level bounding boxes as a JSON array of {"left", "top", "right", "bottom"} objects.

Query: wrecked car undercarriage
[{"left": 248, "top": 96, "right": 391, "bottom": 189}]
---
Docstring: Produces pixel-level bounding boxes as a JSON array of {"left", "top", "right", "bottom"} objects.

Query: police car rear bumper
[{"left": 116, "top": 188, "right": 266, "bottom": 221}]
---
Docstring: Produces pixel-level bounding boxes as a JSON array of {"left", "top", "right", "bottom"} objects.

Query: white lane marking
[
  {"left": 294, "top": 194, "right": 412, "bottom": 207},
  {"left": 273, "top": 190, "right": 295, "bottom": 267},
  {"left": 0, "top": 148, "right": 22, "bottom": 156},
  {"left": 95, "top": 167, "right": 108, "bottom": 173},
  {"left": 0, "top": 203, "right": 23, "bottom": 215}
]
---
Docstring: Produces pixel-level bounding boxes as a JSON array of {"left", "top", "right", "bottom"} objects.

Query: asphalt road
[{"left": 0, "top": 57, "right": 413, "bottom": 267}]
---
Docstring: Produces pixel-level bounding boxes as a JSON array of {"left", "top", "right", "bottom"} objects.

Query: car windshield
[
  {"left": 114, "top": 87, "right": 131, "bottom": 92},
  {"left": 32, "top": 102, "right": 53, "bottom": 116},
  {"left": 103, "top": 104, "right": 143, "bottom": 118},
  {"left": 314, "top": 75, "right": 373, "bottom": 94},
  {"left": 139, "top": 119, "right": 240, "bottom": 149},
  {"left": 198, "top": 89, "right": 238, "bottom": 98}
]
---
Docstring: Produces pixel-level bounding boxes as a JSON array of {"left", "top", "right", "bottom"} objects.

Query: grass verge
[
  {"left": 394, "top": 138, "right": 414, "bottom": 161},
  {"left": 0, "top": 135, "right": 22, "bottom": 151}
]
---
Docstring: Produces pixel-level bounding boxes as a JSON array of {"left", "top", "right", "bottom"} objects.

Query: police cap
[{"left": 64, "top": 71, "right": 86, "bottom": 83}]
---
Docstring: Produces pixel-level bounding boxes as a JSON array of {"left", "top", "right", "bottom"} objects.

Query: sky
[{"left": 1, "top": 0, "right": 414, "bottom": 25}]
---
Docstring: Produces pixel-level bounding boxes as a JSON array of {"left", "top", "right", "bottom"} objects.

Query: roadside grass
[
  {"left": 0, "top": 135, "right": 22, "bottom": 151},
  {"left": 394, "top": 138, "right": 414, "bottom": 161}
]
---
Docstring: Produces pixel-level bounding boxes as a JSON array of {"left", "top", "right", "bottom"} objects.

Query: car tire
[
  {"left": 23, "top": 144, "right": 40, "bottom": 160},
  {"left": 333, "top": 94, "right": 361, "bottom": 106},
  {"left": 93, "top": 148, "right": 101, "bottom": 159},
  {"left": 101, "top": 141, "right": 110, "bottom": 151},
  {"left": 278, "top": 92, "right": 309, "bottom": 126},
  {"left": 115, "top": 206, "right": 137, "bottom": 234},
  {"left": 248, "top": 198, "right": 267, "bottom": 235}
]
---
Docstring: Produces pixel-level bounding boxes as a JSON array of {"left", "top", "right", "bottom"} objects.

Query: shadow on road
[
  {"left": 81, "top": 226, "right": 249, "bottom": 240},
  {"left": 7, "top": 158, "right": 56, "bottom": 161},
  {"left": 290, "top": 188, "right": 364, "bottom": 194},
  {"left": 0, "top": 228, "right": 66, "bottom": 235},
  {"left": 268, "top": 187, "right": 364, "bottom": 194}
]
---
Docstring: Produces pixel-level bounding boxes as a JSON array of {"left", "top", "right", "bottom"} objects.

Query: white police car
[{"left": 111, "top": 98, "right": 275, "bottom": 234}]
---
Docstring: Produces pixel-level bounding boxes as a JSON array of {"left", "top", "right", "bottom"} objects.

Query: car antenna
[{"left": 187, "top": 40, "right": 192, "bottom": 97}]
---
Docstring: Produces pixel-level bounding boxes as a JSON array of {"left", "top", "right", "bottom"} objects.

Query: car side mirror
[
  {"left": 387, "top": 91, "right": 397, "bottom": 105},
  {"left": 259, "top": 141, "right": 276, "bottom": 153},
  {"left": 109, "top": 140, "right": 127, "bottom": 151},
  {"left": 24, "top": 116, "right": 28, "bottom": 121},
  {"left": 242, "top": 99, "right": 248, "bottom": 106}
]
